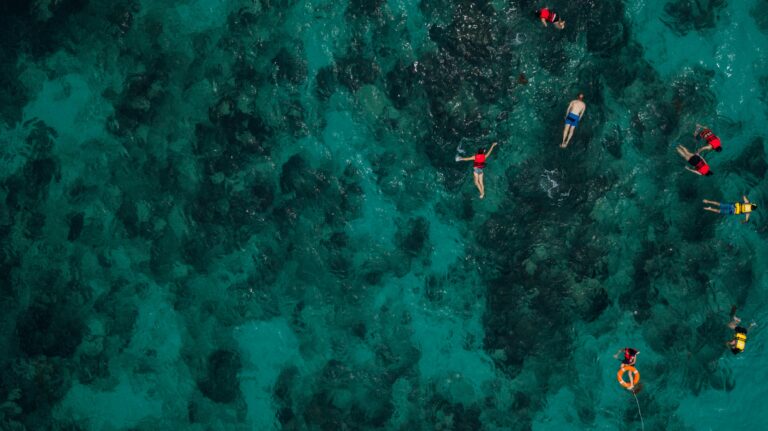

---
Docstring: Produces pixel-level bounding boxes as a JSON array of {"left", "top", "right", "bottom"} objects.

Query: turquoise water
[{"left": 1, "top": 0, "right": 768, "bottom": 429}]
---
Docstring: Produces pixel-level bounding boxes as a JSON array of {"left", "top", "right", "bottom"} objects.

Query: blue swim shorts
[
  {"left": 565, "top": 112, "right": 580, "bottom": 127},
  {"left": 720, "top": 203, "right": 735, "bottom": 214}
]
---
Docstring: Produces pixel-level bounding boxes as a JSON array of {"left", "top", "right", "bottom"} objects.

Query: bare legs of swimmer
[
  {"left": 676, "top": 145, "right": 695, "bottom": 160},
  {"left": 473, "top": 171, "right": 485, "bottom": 199},
  {"left": 702, "top": 199, "right": 722, "bottom": 213},
  {"left": 561, "top": 124, "right": 576, "bottom": 148}
]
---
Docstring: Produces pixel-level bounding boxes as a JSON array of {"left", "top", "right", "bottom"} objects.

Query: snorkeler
[
  {"left": 613, "top": 348, "right": 639, "bottom": 366},
  {"left": 676, "top": 145, "right": 712, "bottom": 176},
  {"left": 561, "top": 94, "right": 586, "bottom": 148},
  {"left": 457, "top": 142, "right": 498, "bottom": 199},
  {"left": 694, "top": 124, "right": 722, "bottom": 154},
  {"left": 726, "top": 306, "right": 756, "bottom": 355},
  {"left": 702, "top": 196, "right": 757, "bottom": 223},
  {"left": 537, "top": 7, "right": 565, "bottom": 29}
]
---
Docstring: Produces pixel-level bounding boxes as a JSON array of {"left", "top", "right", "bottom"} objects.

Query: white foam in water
[{"left": 539, "top": 169, "right": 571, "bottom": 201}]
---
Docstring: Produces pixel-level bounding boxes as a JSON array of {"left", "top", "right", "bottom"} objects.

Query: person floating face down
[
  {"left": 614, "top": 347, "right": 639, "bottom": 366},
  {"left": 457, "top": 142, "right": 498, "bottom": 199},
  {"left": 537, "top": 7, "right": 565, "bottom": 29},
  {"left": 675, "top": 145, "right": 712, "bottom": 176},
  {"left": 694, "top": 124, "right": 722, "bottom": 154},
  {"left": 561, "top": 94, "right": 586, "bottom": 148},
  {"left": 702, "top": 195, "right": 757, "bottom": 223},
  {"left": 726, "top": 307, "right": 756, "bottom": 355}
]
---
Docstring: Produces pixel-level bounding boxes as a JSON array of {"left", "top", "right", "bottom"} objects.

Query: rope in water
[{"left": 632, "top": 392, "right": 645, "bottom": 431}]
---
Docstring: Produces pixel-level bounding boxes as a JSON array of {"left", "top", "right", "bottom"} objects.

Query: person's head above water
[
  {"left": 578, "top": 93, "right": 584, "bottom": 101},
  {"left": 476, "top": 148, "right": 486, "bottom": 155}
]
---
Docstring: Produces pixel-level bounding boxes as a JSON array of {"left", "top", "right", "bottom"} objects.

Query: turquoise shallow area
[{"left": 1, "top": 0, "right": 768, "bottom": 429}]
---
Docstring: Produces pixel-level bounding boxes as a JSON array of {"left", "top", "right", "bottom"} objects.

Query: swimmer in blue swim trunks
[
  {"left": 561, "top": 93, "right": 586, "bottom": 148},
  {"left": 703, "top": 196, "right": 757, "bottom": 223}
]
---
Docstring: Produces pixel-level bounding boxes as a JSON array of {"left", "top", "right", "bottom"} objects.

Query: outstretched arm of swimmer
[
  {"left": 565, "top": 101, "right": 573, "bottom": 117},
  {"left": 744, "top": 213, "right": 750, "bottom": 223},
  {"left": 743, "top": 195, "right": 749, "bottom": 204},
  {"left": 485, "top": 142, "right": 498, "bottom": 158},
  {"left": 685, "top": 166, "right": 701, "bottom": 175},
  {"left": 457, "top": 156, "right": 475, "bottom": 162}
]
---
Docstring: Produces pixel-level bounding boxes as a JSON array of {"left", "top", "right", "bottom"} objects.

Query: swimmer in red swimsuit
[
  {"left": 694, "top": 124, "right": 722, "bottom": 154},
  {"left": 676, "top": 145, "right": 712, "bottom": 176},
  {"left": 457, "top": 142, "right": 498, "bottom": 199},
  {"left": 537, "top": 7, "right": 565, "bottom": 30}
]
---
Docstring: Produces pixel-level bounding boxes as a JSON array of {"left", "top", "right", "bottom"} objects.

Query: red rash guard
[
  {"left": 474, "top": 154, "right": 486, "bottom": 168},
  {"left": 701, "top": 129, "right": 722, "bottom": 151},
  {"left": 695, "top": 159, "right": 710, "bottom": 175},
  {"left": 539, "top": 8, "right": 556, "bottom": 23}
]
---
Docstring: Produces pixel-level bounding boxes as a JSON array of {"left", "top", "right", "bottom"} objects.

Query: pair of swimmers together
[
  {"left": 613, "top": 307, "right": 754, "bottom": 392},
  {"left": 457, "top": 94, "right": 586, "bottom": 198},
  {"left": 538, "top": 8, "right": 582, "bottom": 147},
  {"left": 616, "top": 309, "right": 754, "bottom": 356},
  {"left": 675, "top": 124, "right": 722, "bottom": 176}
]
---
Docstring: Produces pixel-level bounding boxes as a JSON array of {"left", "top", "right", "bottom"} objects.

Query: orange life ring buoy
[{"left": 617, "top": 365, "right": 640, "bottom": 389}]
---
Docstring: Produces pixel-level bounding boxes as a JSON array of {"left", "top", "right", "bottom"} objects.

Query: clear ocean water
[{"left": 1, "top": 0, "right": 767, "bottom": 429}]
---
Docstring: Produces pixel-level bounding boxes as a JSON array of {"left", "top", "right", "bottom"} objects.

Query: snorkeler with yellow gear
[
  {"left": 702, "top": 195, "right": 757, "bottom": 223},
  {"left": 727, "top": 306, "right": 756, "bottom": 355}
]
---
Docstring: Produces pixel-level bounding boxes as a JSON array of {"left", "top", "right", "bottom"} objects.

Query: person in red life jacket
[
  {"left": 694, "top": 124, "right": 722, "bottom": 153},
  {"left": 613, "top": 348, "right": 639, "bottom": 365},
  {"left": 456, "top": 142, "right": 498, "bottom": 199},
  {"left": 537, "top": 7, "right": 565, "bottom": 29},
  {"left": 676, "top": 145, "right": 713, "bottom": 176}
]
